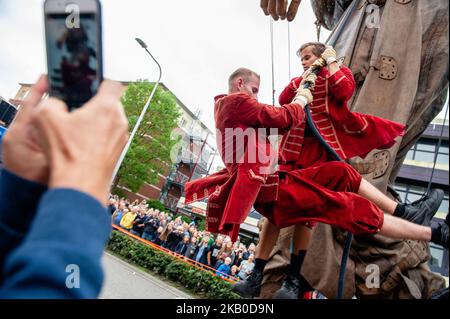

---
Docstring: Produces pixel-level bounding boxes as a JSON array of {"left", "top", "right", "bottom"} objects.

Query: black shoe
[
  {"left": 431, "top": 214, "right": 449, "bottom": 249},
  {"left": 272, "top": 275, "right": 312, "bottom": 299},
  {"left": 400, "top": 189, "right": 444, "bottom": 226},
  {"left": 231, "top": 268, "right": 263, "bottom": 298}
]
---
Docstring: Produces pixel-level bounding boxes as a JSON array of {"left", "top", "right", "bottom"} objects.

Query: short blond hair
[{"left": 228, "top": 67, "right": 260, "bottom": 88}]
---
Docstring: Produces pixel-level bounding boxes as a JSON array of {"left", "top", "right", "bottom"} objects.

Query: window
[
  {"left": 414, "top": 151, "right": 435, "bottom": 162},
  {"left": 437, "top": 154, "right": 449, "bottom": 165},
  {"left": 406, "top": 150, "right": 414, "bottom": 160},
  {"left": 438, "top": 196, "right": 449, "bottom": 215},
  {"left": 416, "top": 140, "right": 436, "bottom": 152},
  {"left": 429, "top": 245, "right": 444, "bottom": 268}
]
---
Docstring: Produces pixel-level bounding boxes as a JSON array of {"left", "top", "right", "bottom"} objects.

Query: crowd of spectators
[{"left": 109, "top": 196, "right": 257, "bottom": 281}]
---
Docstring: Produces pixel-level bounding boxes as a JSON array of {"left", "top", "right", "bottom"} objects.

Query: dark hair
[
  {"left": 296, "top": 42, "right": 327, "bottom": 58},
  {"left": 228, "top": 67, "right": 260, "bottom": 87}
]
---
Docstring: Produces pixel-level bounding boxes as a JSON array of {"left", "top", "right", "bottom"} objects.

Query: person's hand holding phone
[{"left": 33, "top": 80, "right": 128, "bottom": 205}]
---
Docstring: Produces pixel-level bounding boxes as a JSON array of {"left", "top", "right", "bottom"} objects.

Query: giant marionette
[{"left": 257, "top": 0, "right": 449, "bottom": 299}]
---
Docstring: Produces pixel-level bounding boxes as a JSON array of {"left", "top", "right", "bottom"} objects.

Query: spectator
[
  {"left": 108, "top": 197, "right": 117, "bottom": 215},
  {"left": 216, "top": 257, "right": 232, "bottom": 278},
  {"left": 188, "top": 224, "right": 196, "bottom": 236},
  {"left": 182, "top": 223, "right": 190, "bottom": 237},
  {"left": 244, "top": 243, "right": 256, "bottom": 260},
  {"left": 230, "top": 265, "right": 240, "bottom": 280},
  {"left": 142, "top": 211, "right": 159, "bottom": 241},
  {"left": 184, "top": 236, "right": 198, "bottom": 260},
  {"left": 130, "top": 209, "right": 147, "bottom": 237},
  {"left": 194, "top": 236, "right": 211, "bottom": 266},
  {"left": 166, "top": 225, "right": 184, "bottom": 251},
  {"left": 208, "top": 235, "right": 223, "bottom": 268},
  {"left": 233, "top": 244, "right": 246, "bottom": 267},
  {"left": 160, "top": 222, "right": 174, "bottom": 248},
  {"left": 152, "top": 226, "right": 164, "bottom": 246},
  {"left": 112, "top": 200, "right": 125, "bottom": 226},
  {"left": 0, "top": 77, "right": 127, "bottom": 298},
  {"left": 175, "top": 235, "right": 190, "bottom": 255},
  {"left": 120, "top": 206, "right": 137, "bottom": 230},
  {"left": 112, "top": 207, "right": 127, "bottom": 226},
  {"left": 215, "top": 240, "right": 234, "bottom": 269},
  {"left": 238, "top": 254, "right": 255, "bottom": 280}
]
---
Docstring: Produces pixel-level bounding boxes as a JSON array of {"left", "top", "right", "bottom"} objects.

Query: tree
[
  {"left": 147, "top": 199, "right": 167, "bottom": 212},
  {"left": 114, "top": 81, "right": 181, "bottom": 193}
]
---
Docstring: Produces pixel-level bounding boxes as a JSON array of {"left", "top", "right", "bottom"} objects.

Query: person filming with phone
[{"left": 0, "top": 76, "right": 128, "bottom": 298}]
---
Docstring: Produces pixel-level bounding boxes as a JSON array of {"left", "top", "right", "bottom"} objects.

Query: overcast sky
[
  {"left": 0, "top": 0, "right": 447, "bottom": 171},
  {"left": 0, "top": 0, "right": 332, "bottom": 132}
]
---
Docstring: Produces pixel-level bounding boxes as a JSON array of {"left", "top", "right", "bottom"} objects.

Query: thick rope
[
  {"left": 301, "top": 60, "right": 352, "bottom": 299},
  {"left": 270, "top": 17, "right": 276, "bottom": 106}
]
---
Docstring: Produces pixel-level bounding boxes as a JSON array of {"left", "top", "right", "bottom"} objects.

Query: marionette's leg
[
  {"left": 272, "top": 224, "right": 314, "bottom": 299},
  {"left": 379, "top": 213, "right": 448, "bottom": 249},
  {"left": 358, "top": 178, "right": 444, "bottom": 226},
  {"left": 231, "top": 220, "right": 280, "bottom": 298}
]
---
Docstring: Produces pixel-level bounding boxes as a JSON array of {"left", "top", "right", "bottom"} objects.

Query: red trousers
[
  {"left": 279, "top": 136, "right": 331, "bottom": 171},
  {"left": 255, "top": 162, "right": 385, "bottom": 236}
]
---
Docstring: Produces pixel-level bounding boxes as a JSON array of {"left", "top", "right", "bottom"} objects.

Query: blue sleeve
[
  {"left": 0, "top": 188, "right": 111, "bottom": 299},
  {"left": 0, "top": 169, "right": 47, "bottom": 285}
]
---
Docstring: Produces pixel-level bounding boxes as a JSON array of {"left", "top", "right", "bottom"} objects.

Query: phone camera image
[{"left": 46, "top": 12, "right": 101, "bottom": 110}]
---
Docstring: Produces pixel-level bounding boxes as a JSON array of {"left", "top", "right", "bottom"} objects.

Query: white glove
[
  {"left": 300, "top": 72, "right": 317, "bottom": 89},
  {"left": 311, "top": 58, "right": 326, "bottom": 70},
  {"left": 293, "top": 88, "right": 313, "bottom": 107},
  {"left": 321, "top": 46, "right": 337, "bottom": 65}
]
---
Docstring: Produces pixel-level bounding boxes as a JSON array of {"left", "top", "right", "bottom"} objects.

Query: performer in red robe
[
  {"left": 278, "top": 47, "right": 405, "bottom": 164},
  {"left": 184, "top": 67, "right": 448, "bottom": 299}
]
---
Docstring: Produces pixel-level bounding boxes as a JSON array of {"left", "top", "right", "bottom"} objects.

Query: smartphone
[{"left": 44, "top": 0, "right": 103, "bottom": 110}]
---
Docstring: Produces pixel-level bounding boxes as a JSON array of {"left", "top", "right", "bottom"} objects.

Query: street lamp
[{"left": 111, "top": 37, "right": 163, "bottom": 183}]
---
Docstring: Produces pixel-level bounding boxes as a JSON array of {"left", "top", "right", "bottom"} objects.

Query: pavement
[{"left": 99, "top": 252, "right": 194, "bottom": 299}]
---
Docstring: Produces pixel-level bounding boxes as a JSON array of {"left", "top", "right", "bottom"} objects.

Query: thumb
[{"left": 32, "top": 97, "right": 69, "bottom": 155}]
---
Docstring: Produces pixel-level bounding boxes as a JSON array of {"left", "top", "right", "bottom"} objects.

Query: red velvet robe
[{"left": 278, "top": 66, "right": 405, "bottom": 164}]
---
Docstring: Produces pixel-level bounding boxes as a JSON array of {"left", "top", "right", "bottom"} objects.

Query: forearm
[
  {"left": 327, "top": 61, "right": 340, "bottom": 77},
  {"left": 327, "top": 66, "right": 356, "bottom": 102},
  {"left": 0, "top": 169, "right": 47, "bottom": 284},
  {"left": 0, "top": 189, "right": 111, "bottom": 298}
]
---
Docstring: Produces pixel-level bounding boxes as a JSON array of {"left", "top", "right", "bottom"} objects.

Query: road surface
[{"left": 99, "top": 252, "right": 194, "bottom": 299}]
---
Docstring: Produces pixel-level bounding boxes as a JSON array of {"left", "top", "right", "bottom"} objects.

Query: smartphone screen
[{"left": 45, "top": 3, "right": 102, "bottom": 110}]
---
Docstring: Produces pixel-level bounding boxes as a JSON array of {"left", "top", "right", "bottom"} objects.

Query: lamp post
[{"left": 111, "top": 37, "right": 162, "bottom": 184}]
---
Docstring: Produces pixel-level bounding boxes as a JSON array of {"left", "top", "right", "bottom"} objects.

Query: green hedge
[{"left": 107, "top": 230, "right": 242, "bottom": 299}]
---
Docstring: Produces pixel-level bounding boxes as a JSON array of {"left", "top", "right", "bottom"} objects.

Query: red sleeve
[
  {"left": 327, "top": 66, "right": 355, "bottom": 102},
  {"left": 235, "top": 94, "right": 304, "bottom": 131},
  {"left": 279, "top": 77, "right": 302, "bottom": 105}
]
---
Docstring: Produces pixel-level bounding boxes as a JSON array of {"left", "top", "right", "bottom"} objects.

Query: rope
[
  {"left": 287, "top": 22, "right": 292, "bottom": 80},
  {"left": 302, "top": 61, "right": 353, "bottom": 299},
  {"left": 270, "top": 17, "right": 276, "bottom": 106}
]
